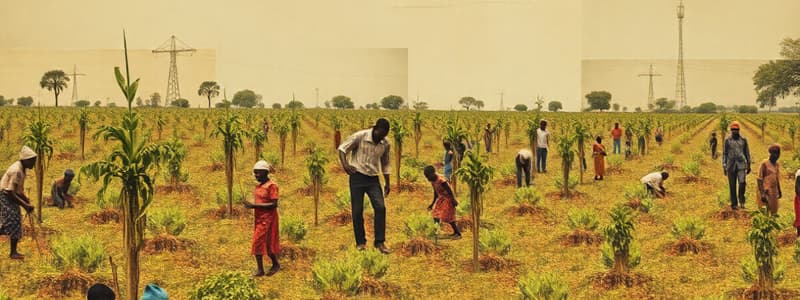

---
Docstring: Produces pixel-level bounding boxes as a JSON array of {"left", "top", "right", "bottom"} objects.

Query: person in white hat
[
  {"left": 0, "top": 146, "right": 37, "bottom": 259},
  {"left": 243, "top": 160, "right": 281, "bottom": 276}
]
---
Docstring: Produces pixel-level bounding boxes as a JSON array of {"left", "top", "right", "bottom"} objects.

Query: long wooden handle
[{"left": 109, "top": 256, "right": 121, "bottom": 297}]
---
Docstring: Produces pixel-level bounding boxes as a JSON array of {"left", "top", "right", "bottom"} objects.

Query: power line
[
  {"left": 67, "top": 64, "right": 86, "bottom": 104},
  {"left": 153, "top": 35, "right": 196, "bottom": 103}
]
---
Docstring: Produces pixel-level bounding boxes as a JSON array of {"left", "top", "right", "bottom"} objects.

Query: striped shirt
[{"left": 338, "top": 129, "right": 391, "bottom": 177}]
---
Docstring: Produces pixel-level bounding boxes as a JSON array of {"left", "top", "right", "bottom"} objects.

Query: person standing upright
[
  {"left": 611, "top": 123, "right": 623, "bottom": 155},
  {"left": 723, "top": 122, "right": 751, "bottom": 210},
  {"left": 0, "top": 146, "right": 37, "bottom": 260},
  {"left": 757, "top": 144, "right": 782, "bottom": 215},
  {"left": 483, "top": 123, "right": 495, "bottom": 153},
  {"left": 592, "top": 136, "right": 607, "bottom": 180},
  {"left": 536, "top": 120, "right": 549, "bottom": 173},
  {"left": 338, "top": 118, "right": 392, "bottom": 254},
  {"left": 710, "top": 132, "right": 718, "bottom": 160}
]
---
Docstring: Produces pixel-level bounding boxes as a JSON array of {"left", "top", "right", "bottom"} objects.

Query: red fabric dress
[
  {"left": 794, "top": 195, "right": 800, "bottom": 228},
  {"left": 252, "top": 180, "right": 280, "bottom": 256},
  {"left": 431, "top": 176, "right": 456, "bottom": 223}
]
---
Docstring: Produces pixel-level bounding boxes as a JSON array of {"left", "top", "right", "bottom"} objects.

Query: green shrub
[
  {"left": 262, "top": 151, "right": 281, "bottom": 168},
  {"left": 662, "top": 154, "right": 675, "bottom": 165},
  {"left": 335, "top": 189, "right": 352, "bottom": 211},
  {"left": 147, "top": 208, "right": 187, "bottom": 236},
  {"left": 499, "top": 163, "right": 516, "bottom": 178},
  {"left": 601, "top": 204, "right": 640, "bottom": 270},
  {"left": 312, "top": 257, "right": 363, "bottom": 295},
  {"left": 190, "top": 271, "right": 265, "bottom": 300},
  {"left": 518, "top": 272, "right": 568, "bottom": 300},
  {"left": 60, "top": 141, "right": 78, "bottom": 154},
  {"left": 601, "top": 240, "right": 641, "bottom": 269},
  {"left": 716, "top": 190, "right": 730, "bottom": 208},
  {"left": 553, "top": 176, "right": 578, "bottom": 191},
  {"left": 67, "top": 180, "right": 81, "bottom": 196},
  {"left": 215, "top": 187, "right": 245, "bottom": 207},
  {"left": 671, "top": 143, "right": 682, "bottom": 154},
  {"left": 95, "top": 189, "right": 120, "bottom": 210},
  {"left": 402, "top": 156, "right": 427, "bottom": 169},
  {"left": 400, "top": 165, "right": 419, "bottom": 183},
  {"left": 456, "top": 197, "right": 471, "bottom": 216},
  {"left": 209, "top": 150, "right": 224, "bottom": 166},
  {"left": 794, "top": 240, "right": 800, "bottom": 263},
  {"left": 514, "top": 186, "right": 542, "bottom": 206},
  {"left": 740, "top": 258, "right": 785, "bottom": 283},
  {"left": 567, "top": 208, "right": 599, "bottom": 231},
  {"left": 479, "top": 228, "right": 511, "bottom": 256},
  {"left": 623, "top": 184, "right": 651, "bottom": 202},
  {"left": 690, "top": 152, "right": 704, "bottom": 164},
  {"left": 52, "top": 235, "right": 105, "bottom": 273},
  {"left": 607, "top": 155, "right": 624, "bottom": 171},
  {"left": 350, "top": 249, "right": 389, "bottom": 278},
  {"left": 671, "top": 217, "right": 706, "bottom": 240},
  {"left": 682, "top": 161, "right": 701, "bottom": 178},
  {"left": 404, "top": 214, "right": 436, "bottom": 239},
  {"left": 280, "top": 216, "right": 308, "bottom": 243},
  {"left": 192, "top": 133, "right": 205, "bottom": 145}
]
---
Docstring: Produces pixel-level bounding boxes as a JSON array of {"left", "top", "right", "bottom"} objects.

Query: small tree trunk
[
  {"left": 254, "top": 143, "right": 262, "bottom": 162},
  {"left": 226, "top": 149, "right": 234, "bottom": 217},
  {"left": 471, "top": 188, "right": 480, "bottom": 272},
  {"left": 395, "top": 142, "right": 402, "bottom": 191},
  {"left": 451, "top": 153, "right": 459, "bottom": 196},
  {"left": 280, "top": 136, "right": 287, "bottom": 166},
  {"left": 35, "top": 159, "right": 44, "bottom": 223},
  {"left": 578, "top": 140, "right": 585, "bottom": 184},
  {"left": 80, "top": 126, "right": 86, "bottom": 160},
  {"left": 334, "top": 131, "right": 341, "bottom": 151},
  {"left": 313, "top": 176, "right": 322, "bottom": 226},
  {"left": 613, "top": 252, "right": 628, "bottom": 274},
  {"left": 562, "top": 159, "right": 570, "bottom": 198},
  {"left": 292, "top": 131, "right": 298, "bottom": 157}
]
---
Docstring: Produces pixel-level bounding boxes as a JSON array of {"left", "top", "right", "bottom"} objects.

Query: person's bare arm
[{"left": 4, "top": 190, "right": 32, "bottom": 211}]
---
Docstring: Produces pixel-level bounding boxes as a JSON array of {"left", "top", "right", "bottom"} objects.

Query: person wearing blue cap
[
  {"left": 50, "top": 168, "right": 76, "bottom": 209},
  {"left": 141, "top": 283, "right": 168, "bottom": 300}
]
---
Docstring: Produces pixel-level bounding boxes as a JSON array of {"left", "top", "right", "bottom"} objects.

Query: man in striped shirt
[{"left": 338, "top": 118, "right": 392, "bottom": 254}]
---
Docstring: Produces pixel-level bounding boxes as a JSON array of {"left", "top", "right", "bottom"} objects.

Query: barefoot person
[
  {"left": 338, "top": 118, "right": 392, "bottom": 254},
  {"left": 424, "top": 166, "right": 461, "bottom": 240},
  {"left": 515, "top": 149, "right": 533, "bottom": 187},
  {"left": 757, "top": 144, "right": 782, "bottom": 215},
  {"left": 50, "top": 169, "right": 75, "bottom": 209},
  {"left": 0, "top": 146, "right": 37, "bottom": 260},
  {"left": 244, "top": 160, "right": 281, "bottom": 276}
]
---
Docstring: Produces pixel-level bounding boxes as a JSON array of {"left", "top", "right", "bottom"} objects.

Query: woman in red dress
[
  {"left": 424, "top": 166, "right": 461, "bottom": 240},
  {"left": 244, "top": 160, "right": 281, "bottom": 277},
  {"left": 593, "top": 136, "right": 607, "bottom": 181}
]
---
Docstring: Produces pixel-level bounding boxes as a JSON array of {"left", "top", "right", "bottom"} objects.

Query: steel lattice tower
[
  {"left": 153, "top": 36, "right": 195, "bottom": 103},
  {"left": 67, "top": 64, "right": 86, "bottom": 105},
  {"left": 675, "top": 0, "right": 687, "bottom": 107},
  {"left": 638, "top": 64, "right": 662, "bottom": 109}
]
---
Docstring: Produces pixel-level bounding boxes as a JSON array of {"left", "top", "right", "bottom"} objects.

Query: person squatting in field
[
  {"left": 244, "top": 160, "right": 281, "bottom": 277},
  {"left": 722, "top": 121, "right": 751, "bottom": 210},
  {"left": 424, "top": 166, "right": 461, "bottom": 240},
  {"left": 338, "top": 118, "right": 392, "bottom": 254},
  {"left": 0, "top": 146, "right": 37, "bottom": 260},
  {"left": 756, "top": 144, "right": 782, "bottom": 215},
  {"left": 50, "top": 169, "right": 75, "bottom": 209},
  {"left": 641, "top": 171, "right": 669, "bottom": 198}
]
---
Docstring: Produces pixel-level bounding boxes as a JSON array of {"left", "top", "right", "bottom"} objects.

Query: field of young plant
[{"left": 1, "top": 106, "right": 800, "bottom": 299}]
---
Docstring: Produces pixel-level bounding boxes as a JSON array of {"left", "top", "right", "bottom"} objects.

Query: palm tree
[
  {"left": 79, "top": 109, "right": 89, "bottom": 160},
  {"left": 40, "top": 70, "right": 69, "bottom": 107},
  {"left": 211, "top": 111, "right": 244, "bottom": 218},
  {"left": 412, "top": 112, "right": 423, "bottom": 158},
  {"left": 198, "top": 81, "right": 220, "bottom": 109},
  {"left": 443, "top": 118, "right": 468, "bottom": 195},
  {"left": 289, "top": 111, "right": 301, "bottom": 157},
  {"left": 23, "top": 117, "right": 54, "bottom": 223},
  {"left": 556, "top": 130, "right": 576, "bottom": 198},
  {"left": 455, "top": 151, "right": 493, "bottom": 271},
  {"left": 246, "top": 127, "right": 267, "bottom": 162},
  {"left": 306, "top": 145, "right": 329, "bottom": 226},
  {"left": 391, "top": 119, "right": 409, "bottom": 190},
  {"left": 81, "top": 31, "right": 166, "bottom": 300}
]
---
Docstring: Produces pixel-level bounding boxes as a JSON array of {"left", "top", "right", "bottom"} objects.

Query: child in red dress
[
  {"left": 424, "top": 166, "right": 461, "bottom": 240},
  {"left": 244, "top": 160, "right": 281, "bottom": 276}
]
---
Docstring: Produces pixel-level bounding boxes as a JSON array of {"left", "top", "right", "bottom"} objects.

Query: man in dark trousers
[
  {"left": 723, "top": 122, "right": 751, "bottom": 210},
  {"left": 338, "top": 118, "right": 392, "bottom": 254}
]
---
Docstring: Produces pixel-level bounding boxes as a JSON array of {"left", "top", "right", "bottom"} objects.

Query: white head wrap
[{"left": 19, "top": 146, "right": 37, "bottom": 160}]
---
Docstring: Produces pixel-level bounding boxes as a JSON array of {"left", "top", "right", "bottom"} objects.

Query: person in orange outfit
[
  {"left": 593, "top": 136, "right": 607, "bottom": 180},
  {"left": 424, "top": 166, "right": 461, "bottom": 240},
  {"left": 756, "top": 144, "right": 782, "bottom": 215},
  {"left": 244, "top": 160, "right": 280, "bottom": 277},
  {"left": 610, "top": 123, "right": 623, "bottom": 154}
]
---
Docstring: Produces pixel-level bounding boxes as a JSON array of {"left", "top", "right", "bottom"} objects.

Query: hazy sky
[{"left": 1, "top": 0, "right": 798, "bottom": 110}]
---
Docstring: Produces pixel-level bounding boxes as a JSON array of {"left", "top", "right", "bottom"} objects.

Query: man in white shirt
[
  {"left": 536, "top": 120, "right": 549, "bottom": 173},
  {"left": 516, "top": 149, "right": 534, "bottom": 187},
  {"left": 641, "top": 171, "right": 669, "bottom": 198},
  {"left": 338, "top": 118, "right": 392, "bottom": 254}
]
